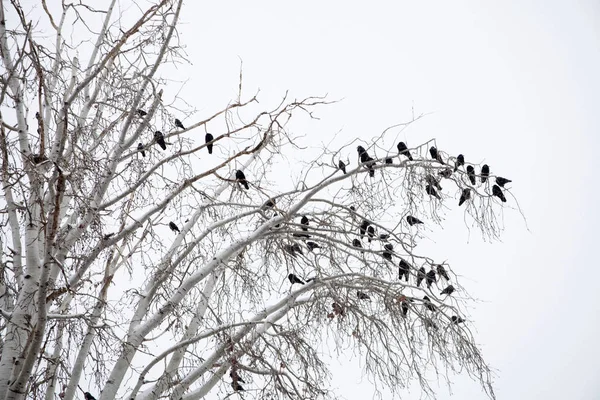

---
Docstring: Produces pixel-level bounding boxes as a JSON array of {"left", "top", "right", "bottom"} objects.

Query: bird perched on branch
[
  {"left": 437, "top": 265, "right": 450, "bottom": 281},
  {"left": 425, "top": 184, "right": 441, "bottom": 199},
  {"left": 426, "top": 269, "right": 436, "bottom": 289},
  {"left": 169, "top": 222, "right": 180, "bottom": 233},
  {"left": 338, "top": 160, "right": 347, "bottom": 174},
  {"left": 306, "top": 241, "right": 321, "bottom": 251},
  {"left": 401, "top": 299, "right": 410, "bottom": 317},
  {"left": 426, "top": 174, "right": 442, "bottom": 191},
  {"left": 423, "top": 296, "right": 436, "bottom": 312},
  {"left": 235, "top": 170, "right": 249, "bottom": 190},
  {"left": 352, "top": 239, "right": 364, "bottom": 252},
  {"left": 459, "top": 188, "right": 471, "bottom": 206},
  {"left": 495, "top": 176, "right": 512, "bottom": 187},
  {"left": 137, "top": 143, "right": 145, "bottom": 157},
  {"left": 406, "top": 215, "right": 424, "bottom": 226},
  {"left": 439, "top": 168, "right": 453, "bottom": 178},
  {"left": 230, "top": 370, "right": 246, "bottom": 383},
  {"left": 300, "top": 215, "right": 309, "bottom": 231},
  {"left": 429, "top": 146, "right": 444, "bottom": 163},
  {"left": 367, "top": 226, "right": 375, "bottom": 242},
  {"left": 359, "top": 219, "right": 370, "bottom": 238},
  {"left": 466, "top": 165, "right": 476, "bottom": 185},
  {"left": 440, "top": 285, "right": 455, "bottom": 296},
  {"left": 175, "top": 118, "right": 185, "bottom": 129},
  {"left": 481, "top": 164, "right": 490, "bottom": 183},
  {"left": 399, "top": 259, "right": 411, "bottom": 282},
  {"left": 84, "top": 393, "right": 97, "bottom": 400},
  {"left": 397, "top": 141, "right": 413, "bottom": 161},
  {"left": 492, "top": 184, "right": 507, "bottom": 202},
  {"left": 231, "top": 381, "right": 245, "bottom": 391},
  {"left": 357, "top": 146, "right": 375, "bottom": 177},
  {"left": 416, "top": 267, "right": 426, "bottom": 287},
  {"left": 205, "top": 133, "right": 214, "bottom": 154},
  {"left": 357, "top": 291, "right": 370, "bottom": 300},
  {"left": 288, "top": 273, "right": 305, "bottom": 285},
  {"left": 382, "top": 243, "right": 393, "bottom": 261},
  {"left": 451, "top": 315, "right": 466, "bottom": 324},
  {"left": 454, "top": 154, "right": 465, "bottom": 171},
  {"left": 154, "top": 131, "right": 166, "bottom": 150},
  {"left": 136, "top": 109, "right": 147, "bottom": 117},
  {"left": 263, "top": 198, "right": 276, "bottom": 209}
]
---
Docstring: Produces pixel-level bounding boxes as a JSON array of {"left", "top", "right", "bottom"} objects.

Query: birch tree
[{"left": 0, "top": 1, "right": 516, "bottom": 399}]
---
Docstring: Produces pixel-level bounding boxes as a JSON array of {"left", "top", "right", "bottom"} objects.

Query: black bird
[
  {"left": 357, "top": 291, "right": 370, "bottom": 300},
  {"left": 359, "top": 220, "right": 370, "bottom": 238},
  {"left": 458, "top": 188, "right": 471, "bottom": 206},
  {"left": 284, "top": 244, "right": 300, "bottom": 257},
  {"left": 235, "top": 170, "right": 249, "bottom": 190},
  {"left": 481, "top": 164, "right": 490, "bottom": 183},
  {"left": 416, "top": 267, "right": 426, "bottom": 287},
  {"left": 398, "top": 259, "right": 411, "bottom": 282},
  {"left": 436, "top": 265, "right": 450, "bottom": 281},
  {"left": 379, "top": 233, "right": 390, "bottom": 241},
  {"left": 205, "top": 133, "right": 214, "bottom": 154},
  {"left": 154, "top": 131, "right": 166, "bottom": 150},
  {"left": 385, "top": 157, "right": 393, "bottom": 164},
  {"left": 423, "top": 296, "right": 436, "bottom": 312},
  {"left": 492, "top": 184, "right": 507, "bottom": 202},
  {"left": 136, "top": 109, "right": 147, "bottom": 117},
  {"left": 451, "top": 315, "right": 466, "bottom": 324},
  {"left": 425, "top": 184, "right": 441, "bottom": 199},
  {"left": 367, "top": 226, "right": 375, "bottom": 242},
  {"left": 288, "top": 273, "right": 305, "bottom": 285},
  {"left": 426, "top": 269, "right": 436, "bottom": 289},
  {"left": 401, "top": 299, "right": 409, "bottom": 317},
  {"left": 439, "top": 168, "right": 453, "bottom": 178},
  {"left": 357, "top": 145, "right": 367, "bottom": 159},
  {"left": 175, "top": 118, "right": 185, "bottom": 129},
  {"left": 382, "top": 243, "right": 393, "bottom": 261},
  {"left": 306, "top": 241, "right": 321, "bottom": 251},
  {"left": 426, "top": 174, "right": 442, "bottom": 191},
  {"left": 231, "top": 381, "right": 245, "bottom": 392},
  {"left": 263, "top": 198, "right": 276, "bottom": 209},
  {"left": 466, "top": 165, "right": 476, "bottom": 185},
  {"left": 406, "top": 215, "right": 424, "bottom": 226},
  {"left": 440, "top": 285, "right": 455, "bottom": 296},
  {"left": 429, "top": 146, "right": 443, "bottom": 163},
  {"left": 454, "top": 154, "right": 465, "bottom": 171},
  {"left": 397, "top": 141, "right": 413, "bottom": 161},
  {"left": 357, "top": 146, "right": 375, "bottom": 177},
  {"left": 169, "top": 222, "right": 180, "bottom": 233},
  {"left": 84, "top": 393, "right": 97, "bottom": 400},
  {"left": 338, "top": 160, "right": 347, "bottom": 174},
  {"left": 495, "top": 176, "right": 512, "bottom": 187},
  {"left": 230, "top": 370, "right": 246, "bottom": 383},
  {"left": 300, "top": 215, "right": 309, "bottom": 231},
  {"left": 352, "top": 238, "right": 364, "bottom": 252},
  {"left": 291, "top": 243, "right": 303, "bottom": 255},
  {"left": 137, "top": 143, "right": 145, "bottom": 157}
]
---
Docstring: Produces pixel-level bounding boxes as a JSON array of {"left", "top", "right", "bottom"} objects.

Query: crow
[
  {"left": 352, "top": 238, "right": 364, "bottom": 252},
  {"left": 416, "top": 267, "right": 426, "bottom": 287},
  {"left": 382, "top": 243, "right": 393, "bottom": 261},
  {"left": 84, "top": 393, "right": 97, "bottom": 400},
  {"left": 359, "top": 220, "right": 370, "bottom": 238},
  {"left": 481, "top": 164, "right": 490, "bottom": 183},
  {"left": 429, "top": 146, "right": 444, "bottom": 163},
  {"left": 231, "top": 381, "right": 245, "bottom": 391},
  {"left": 175, "top": 118, "right": 185, "bottom": 129},
  {"left": 399, "top": 259, "right": 411, "bottom": 281},
  {"left": 306, "top": 241, "right": 321, "bottom": 251},
  {"left": 284, "top": 244, "right": 300, "bottom": 257},
  {"left": 439, "top": 168, "right": 453, "bottom": 178},
  {"left": 137, "top": 143, "right": 145, "bottom": 157},
  {"left": 401, "top": 299, "right": 409, "bottom": 317},
  {"left": 426, "top": 174, "right": 442, "bottom": 190},
  {"left": 454, "top": 154, "right": 465, "bottom": 171},
  {"left": 436, "top": 265, "right": 450, "bottom": 281},
  {"left": 338, "top": 160, "right": 347, "bottom": 174},
  {"left": 385, "top": 157, "right": 393, "bottom": 164},
  {"left": 357, "top": 146, "right": 375, "bottom": 177},
  {"left": 495, "top": 176, "right": 512, "bottom": 187},
  {"left": 136, "top": 109, "right": 147, "bottom": 117},
  {"left": 357, "top": 145, "right": 367, "bottom": 159},
  {"left": 451, "top": 315, "right": 466, "bottom": 324},
  {"left": 169, "top": 222, "right": 180, "bottom": 233},
  {"left": 357, "top": 291, "right": 370, "bottom": 300},
  {"left": 458, "top": 188, "right": 471, "bottom": 206},
  {"left": 301, "top": 216, "right": 309, "bottom": 231},
  {"left": 423, "top": 296, "right": 436, "bottom": 312},
  {"left": 440, "top": 285, "right": 455, "bottom": 296},
  {"left": 288, "top": 273, "right": 305, "bottom": 285},
  {"left": 235, "top": 170, "right": 249, "bottom": 190},
  {"left": 406, "top": 215, "right": 424, "bottom": 226},
  {"left": 425, "top": 184, "right": 441, "bottom": 199},
  {"left": 263, "top": 198, "right": 276, "bottom": 209},
  {"left": 397, "top": 141, "right": 413, "bottom": 161},
  {"left": 426, "top": 269, "right": 436, "bottom": 289},
  {"left": 205, "top": 133, "right": 214, "bottom": 154},
  {"left": 367, "top": 226, "right": 375, "bottom": 242},
  {"left": 154, "top": 131, "right": 166, "bottom": 150},
  {"left": 379, "top": 233, "right": 390, "bottom": 241},
  {"left": 466, "top": 165, "right": 476, "bottom": 185},
  {"left": 492, "top": 184, "right": 507, "bottom": 202},
  {"left": 230, "top": 370, "right": 246, "bottom": 383},
  {"left": 291, "top": 243, "right": 303, "bottom": 255}
]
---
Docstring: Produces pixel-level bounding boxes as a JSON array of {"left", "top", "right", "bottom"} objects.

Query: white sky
[{"left": 165, "top": 0, "right": 600, "bottom": 399}]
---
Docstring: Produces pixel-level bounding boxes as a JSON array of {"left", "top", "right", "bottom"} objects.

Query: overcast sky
[{"left": 160, "top": 1, "right": 600, "bottom": 399}]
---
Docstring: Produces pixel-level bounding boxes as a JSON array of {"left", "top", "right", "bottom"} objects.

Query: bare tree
[{"left": 0, "top": 1, "right": 517, "bottom": 400}]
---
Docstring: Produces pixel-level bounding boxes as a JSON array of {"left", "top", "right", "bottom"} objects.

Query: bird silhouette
[
  {"left": 169, "top": 222, "right": 180, "bottom": 233},
  {"left": 454, "top": 154, "right": 465, "bottom": 171},
  {"left": 357, "top": 146, "right": 375, "bottom": 177},
  {"left": 423, "top": 296, "right": 436, "bottom": 312},
  {"left": 426, "top": 269, "right": 436, "bottom": 289},
  {"left": 416, "top": 267, "right": 426, "bottom": 287},
  {"left": 235, "top": 170, "right": 249, "bottom": 190},
  {"left": 175, "top": 118, "right": 185, "bottom": 129},
  {"left": 492, "top": 184, "right": 507, "bottom": 202},
  {"left": 300, "top": 215, "right": 309, "bottom": 231},
  {"left": 451, "top": 315, "right": 466, "bottom": 324},
  {"left": 426, "top": 174, "right": 442, "bottom": 190},
  {"left": 288, "top": 273, "right": 305, "bottom": 285},
  {"left": 284, "top": 244, "right": 301, "bottom": 257},
  {"left": 84, "top": 393, "right": 97, "bottom": 400},
  {"left": 137, "top": 143, "right": 145, "bottom": 157},
  {"left": 338, "top": 160, "right": 347, "bottom": 174},
  {"left": 231, "top": 381, "right": 245, "bottom": 391},
  {"left": 379, "top": 233, "right": 390, "bottom": 241},
  {"left": 357, "top": 291, "right": 370, "bottom": 300},
  {"left": 263, "top": 198, "right": 276, "bottom": 209},
  {"left": 401, "top": 299, "right": 409, "bottom": 317},
  {"left": 154, "top": 131, "right": 166, "bottom": 150},
  {"left": 436, "top": 265, "right": 450, "bottom": 281},
  {"left": 425, "top": 184, "right": 441, "bottom": 199},
  {"left": 205, "top": 133, "right": 214, "bottom": 154},
  {"left": 429, "top": 146, "right": 444, "bottom": 163},
  {"left": 352, "top": 238, "right": 364, "bottom": 252},
  {"left": 439, "top": 168, "right": 453, "bottom": 178},
  {"left": 306, "top": 241, "right": 321, "bottom": 251},
  {"left": 440, "top": 285, "right": 455, "bottom": 296},
  {"left": 291, "top": 243, "right": 303, "bottom": 255},
  {"left": 495, "top": 176, "right": 512, "bottom": 187},
  {"left": 399, "top": 259, "right": 411, "bottom": 281},
  {"left": 397, "top": 142, "right": 413, "bottom": 161},
  {"left": 406, "top": 215, "right": 424, "bottom": 226},
  {"left": 466, "top": 166, "right": 476, "bottom": 185},
  {"left": 230, "top": 370, "right": 246, "bottom": 383},
  {"left": 367, "top": 226, "right": 375, "bottom": 242},
  {"left": 359, "top": 220, "right": 370, "bottom": 238},
  {"left": 458, "top": 188, "right": 471, "bottom": 206},
  {"left": 136, "top": 109, "right": 147, "bottom": 117},
  {"left": 385, "top": 157, "right": 393, "bottom": 164},
  {"left": 382, "top": 243, "right": 393, "bottom": 261},
  {"left": 481, "top": 164, "right": 490, "bottom": 183}
]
